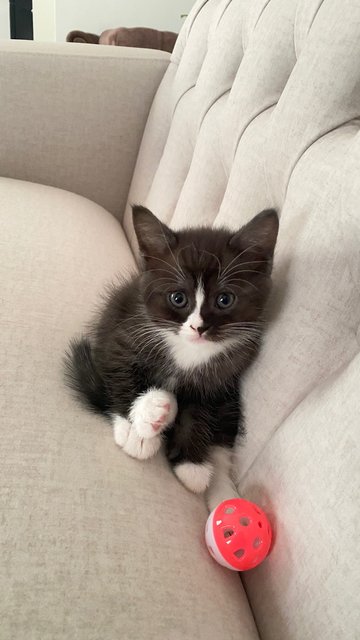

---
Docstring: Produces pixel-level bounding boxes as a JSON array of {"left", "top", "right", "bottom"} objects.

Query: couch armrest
[{"left": 0, "top": 41, "right": 170, "bottom": 218}]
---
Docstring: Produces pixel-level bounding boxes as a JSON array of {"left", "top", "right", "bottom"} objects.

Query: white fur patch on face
[
  {"left": 162, "top": 282, "right": 237, "bottom": 370},
  {"left": 174, "top": 461, "right": 214, "bottom": 494},
  {"left": 183, "top": 283, "right": 205, "bottom": 334},
  {"left": 163, "top": 331, "right": 236, "bottom": 370},
  {"left": 129, "top": 388, "right": 178, "bottom": 438}
]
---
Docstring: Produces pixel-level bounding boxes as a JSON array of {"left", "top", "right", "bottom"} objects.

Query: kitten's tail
[{"left": 64, "top": 337, "right": 110, "bottom": 415}]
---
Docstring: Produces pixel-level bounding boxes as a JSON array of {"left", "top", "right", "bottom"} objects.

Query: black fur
[
  {"left": 65, "top": 206, "right": 278, "bottom": 474},
  {"left": 65, "top": 337, "right": 110, "bottom": 414}
]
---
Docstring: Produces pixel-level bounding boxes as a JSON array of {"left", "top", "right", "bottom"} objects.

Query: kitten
[{"left": 65, "top": 206, "right": 278, "bottom": 504}]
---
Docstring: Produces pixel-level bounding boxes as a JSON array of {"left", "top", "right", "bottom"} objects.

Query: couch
[{"left": 1, "top": 1, "right": 359, "bottom": 639}]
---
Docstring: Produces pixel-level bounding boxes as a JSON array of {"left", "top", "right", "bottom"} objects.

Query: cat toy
[{"left": 205, "top": 498, "right": 272, "bottom": 571}]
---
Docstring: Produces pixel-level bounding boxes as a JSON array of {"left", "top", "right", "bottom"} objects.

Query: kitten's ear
[
  {"left": 229, "top": 209, "right": 279, "bottom": 260},
  {"left": 132, "top": 205, "right": 177, "bottom": 256}
]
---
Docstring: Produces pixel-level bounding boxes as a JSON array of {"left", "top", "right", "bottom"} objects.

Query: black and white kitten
[{"left": 65, "top": 206, "right": 278, "bottom": 503}]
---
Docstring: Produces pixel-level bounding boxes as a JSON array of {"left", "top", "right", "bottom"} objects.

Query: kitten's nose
[{"left": 190, "top": 324, "right": 208, "bottom": 336}]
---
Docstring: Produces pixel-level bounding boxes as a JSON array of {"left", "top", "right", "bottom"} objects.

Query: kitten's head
[{"left": 133, "top": 206, "right": 278, "bottom": 368}]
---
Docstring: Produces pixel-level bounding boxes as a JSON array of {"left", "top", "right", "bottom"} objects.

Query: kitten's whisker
[
  {"left": 198, "top": 248, "right": 222, "bottom": 279},
  {"left": 224, "top": 320, "right": 264, "bottom": 325},
  {"left": 129, "top": 326, "right": 162, "bottom": 342},
  {"left": 157, "top": 225, "right": 186, "bottom": 280},
  {"left": 220, "top": 243, "right": 258, "bottom": 279},
  {"left": 235, "top": 332, "right": 262, "bottom": 344},
  {"left": 176, "top": 244, "right": 195, "bottom": 263},
  {"left": 113, "top": 314, "right": 154, "bottom": 328},
  {"left": 155, "top": 317, "right": 177, "bottom": 324},
  {"left": 231, "top": 328, "right": 262, "bottom": 337},
  {"left": 130, "top": 324, "right": 162, "bottom": 337},
  {"left": 144, "top": 286, "right": 178, "bottom": 303},
  {"left": 131, "top": 336, "right": 158, "bottom": 352},
  {"left": 132, "top": 334, "right": 161, "bottom": 348},
  {"left": 221, "top": 260, "right": 267, "bottom": 278},
  {"left": 146, "top": 234, "right": 186, "bottom": 281},
  {"left": 222, "top": 278, "right": 261, "bottom": 293},
  {"left": 142, "top": 277, "right": 178, "bottom": 293},
  {"left": 219, "top": 349, "right": 235, "bottom": 370},
  {"left": 233, "top": 259, "right": 267, "bottom": 267},
  {"left": 143, "top": 267, "right": 183, "bottom": 282},
  {"left": 136, "top": 332, "right": 165, "bottom": 358},
  {"left": 219, "top": 268, "right": 264, "bottom": 281},
  {"left": 224, "top": 323, "right": 264, "bottom": 330},
  {"left": 130, "top": 327, "right": 158, "bottom": 339},
  {"left": 217, "top": 269, "right": 265, "bottom": 289},
  {"left": 223, "top": 328, "right": 262, "bottom": 337},
  {"left": 142, "top": 254, "right": 184, "bottom": 281},
  {"left": 145, "top": 337, "right": 165, "bottom": 361},
  {"left": 144, "top": 285, "right": 177, "bottom": 303}
]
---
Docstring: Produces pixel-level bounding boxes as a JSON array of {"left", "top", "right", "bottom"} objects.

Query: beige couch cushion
[
  {"left": 0, "top": 41, "right": 169, "bottom": 219},
  {"left": 240, "top": 352, "right": 360, "bottom": 640},
  {"left": 0, "top": 178, "right": 259, "bottom": 640}
]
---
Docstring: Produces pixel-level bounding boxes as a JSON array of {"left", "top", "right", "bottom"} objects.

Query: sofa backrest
[{"left": 124, "top": 1, "right": 360, "bottom": 638}]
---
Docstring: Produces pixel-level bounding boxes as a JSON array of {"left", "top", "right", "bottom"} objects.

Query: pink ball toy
[{"left": 205, "top": 498, "right": 272, "bottom": 571}]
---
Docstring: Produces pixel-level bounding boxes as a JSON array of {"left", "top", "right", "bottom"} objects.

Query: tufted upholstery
[{"left": 124, "top": 0, "right": 360, "bottom": 637}]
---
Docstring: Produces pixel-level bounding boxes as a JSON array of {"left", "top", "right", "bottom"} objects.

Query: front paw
[
  {"left": 123, "top": 427, "right": 162, "bottom": 460},
  {"left": 130, "top": 388, "right": 178, "bottom": 439},
  {"left": 173, "top": 462, "right": 214, "bottom": 494},
  {"left": 112, "top": 413, "right": 161, "bottom": 460},
  {"left": 113, "top": 414, "right": 131, "bottom": 448}
]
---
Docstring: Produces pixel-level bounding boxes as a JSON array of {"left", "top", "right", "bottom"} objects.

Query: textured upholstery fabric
[
  {"left": 1, "top": 0, "right": 360, "bottom": 638},
  {"left": 0, "top": 178, "right": 259, "bottom": 640},
  {"left": 240, "top": 353, "right": 360, "bottom": 640},
  {"left": 0, "top": 41, "right": 169, "bottom": 218},
  {"left": 124, "top": 0, "right": 360, "bottom": 638}
]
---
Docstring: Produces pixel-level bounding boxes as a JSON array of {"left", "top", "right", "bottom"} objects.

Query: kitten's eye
[
  {"left": 169, "top": 291, "right": 188, "bottom": 308},
  {"left": 216, "top": 292, "right": 235, "bottom": 309}
]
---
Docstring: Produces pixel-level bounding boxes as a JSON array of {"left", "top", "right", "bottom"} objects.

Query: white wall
[
  {"left": 55, "top": 0, "right": 195, "bottom": 43},
  {"left": 33, "top": 0, "right": 56, "bottom": 41},
  {"left": 0, "top": 0, "right": 10, "bottom": 39}
]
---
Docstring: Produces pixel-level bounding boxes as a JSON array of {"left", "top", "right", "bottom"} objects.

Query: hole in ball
[
  {"left": 223, "top": 528, "right": 234, "bottom": 539},
  {"left": 225, "top": 507, "right": 235, "bottom": 514},
  {"left": 253, "top": 537, "right": 262, "bottom": 549},
  {"left": 258, "top": 521, "right": 262, "bottom": 528},
  {"left": 240, "top": 517, "right": 250, "bottom": 527},
  {"left": 234, "top": 549, "right": 245, "bottom": 558}
]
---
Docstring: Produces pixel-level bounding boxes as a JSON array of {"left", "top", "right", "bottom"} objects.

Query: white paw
[
  {"left": 123, "top": 427, "right": 162, "bottom": 460},
  {"left": 112, "top": 414, "right": 131, "bottom": 448},
  {"left": 174, "top": 462, "right": 214, "bottom": 494},
  {"left": 130, "top": 389, "right": 178, "bottom": 439}
]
